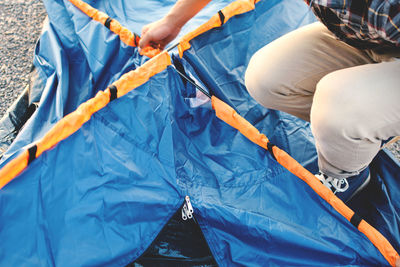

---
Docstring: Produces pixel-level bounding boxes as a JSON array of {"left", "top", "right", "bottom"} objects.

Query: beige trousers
[{"left": 245, "top": 22, "right": 400, "bottom": 179}]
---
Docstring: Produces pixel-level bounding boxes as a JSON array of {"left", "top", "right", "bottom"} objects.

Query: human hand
[{"left": 139, "top": 17, "right": 181, "bottom": 52}]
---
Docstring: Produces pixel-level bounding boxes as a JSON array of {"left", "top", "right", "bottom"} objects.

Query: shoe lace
[{"left": 315, "top": 173, "right": 349, "bottom": 193}]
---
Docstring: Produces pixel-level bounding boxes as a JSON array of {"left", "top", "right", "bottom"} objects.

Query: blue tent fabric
[
  {"left": 351, "top": 150, "right": 400, "bottom": 253},
  {"left": 0, "top": 0, "right": 399, "bottom": 266}
]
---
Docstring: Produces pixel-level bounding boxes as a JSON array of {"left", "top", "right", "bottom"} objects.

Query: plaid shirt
[{"left": 305, "top": 0, "right": 400, "bottom": 49}]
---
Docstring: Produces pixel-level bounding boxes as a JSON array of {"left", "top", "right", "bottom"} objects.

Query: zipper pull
[
  {"left": 181, "top": 195, "right": 194, "bottom": 220},
  {"left": 181, "top": 204, "right": 188, "bottom": 220},
  {"left": 185, "top": 195, "right": 194, "bottom": 214}
]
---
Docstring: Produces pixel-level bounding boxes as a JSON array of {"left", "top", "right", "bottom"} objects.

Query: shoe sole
[{"left": 346, "top": 173, "right": 371, "bottom": 203}]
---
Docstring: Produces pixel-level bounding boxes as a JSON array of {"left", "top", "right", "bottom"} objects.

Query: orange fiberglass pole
[
  {"left": 211, "top": 96, "right": 400, "bottom": 266},
  {"left": 0, "top": 0, "right": 398, "bottom": 265},
  {"left": 0, "top": 51, "right": 172, "bottom": 189},
  {"left": 67, "top": 0, "right": 160, "bottom": 57}
]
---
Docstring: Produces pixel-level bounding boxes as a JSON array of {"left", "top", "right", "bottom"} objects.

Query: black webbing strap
[
  {"left": 218, "top": 10, "right": 225, "bottom": 26},
  {"left": 104, "top": 17, "right": 113, "bottom": 29},
  {"left": 267, "top": 142, "right": 277, "bottom": 161},
  {"left": 28, "top": 145, "right": 37, "bottom": 165},
  {"left": 109, "top": 85, "right": 118, "bottom": 101},
  {"left": 133, "top": 33, "right": 139, "bottom": 46},
  {"left": 350, "top": 213, "right": 362, "bottom": 228}
]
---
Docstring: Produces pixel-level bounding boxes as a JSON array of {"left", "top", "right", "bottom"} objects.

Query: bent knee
[
  {"left": 311, "top": 72, "right": 370, "bottom": 139},
  {"left": 245, "top": 52, "right": 284, "bottom": 108}
]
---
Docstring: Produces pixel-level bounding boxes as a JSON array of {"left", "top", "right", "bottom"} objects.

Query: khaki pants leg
[
  {"left": 245, "top": 22, "right": 374, "bottom": 121},
  {"left": 245, "top": 22, "right": 400, "bottom": 178},
  {"left": 311, "top": 59, "right": 400, "bottom": 178}
]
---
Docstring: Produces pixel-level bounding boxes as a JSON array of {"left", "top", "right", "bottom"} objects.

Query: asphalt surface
[
  {"left": 0, "top": 0, "right": 46, "bottom": 118},
  {"left": 0, "top": 0, "right": 399, "bottom": 162}
]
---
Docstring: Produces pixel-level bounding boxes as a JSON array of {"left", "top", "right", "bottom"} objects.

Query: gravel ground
[
  {"left": 0, "top": 0, "right": 46, "bottom": 118},
  {"left": 0, "top": 0, "right": 399, "bottom": 162},
  {"left": 387, "top": 138, "right": 400, "bottom": 162}
]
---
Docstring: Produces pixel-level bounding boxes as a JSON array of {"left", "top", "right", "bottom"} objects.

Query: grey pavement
[{"left": 0, "top": 0, "right": 46, "bottom": 117}]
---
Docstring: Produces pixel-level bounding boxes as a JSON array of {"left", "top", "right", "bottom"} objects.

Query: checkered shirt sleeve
[{"left": 304, "top": 0, "right": 400, "bottom": 49}]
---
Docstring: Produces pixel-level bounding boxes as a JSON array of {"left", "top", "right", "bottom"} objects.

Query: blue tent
[{"left": 0, "top": 0, "right": 399, "bottom": 266}]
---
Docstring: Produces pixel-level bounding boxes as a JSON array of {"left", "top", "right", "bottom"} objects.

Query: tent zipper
[
  {"left": 182, "top": 195, "right": 194, "bottom": 220},
  {"left": 183, "top": 198, "right": 217, "bottom": 265}
]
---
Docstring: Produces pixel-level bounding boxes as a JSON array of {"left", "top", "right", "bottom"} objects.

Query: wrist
[{"left": 164, "top": 13, "right": 185, "bottom": 30}]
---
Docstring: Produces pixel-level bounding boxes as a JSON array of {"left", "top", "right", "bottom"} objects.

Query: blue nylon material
[
  {"left": 0, "top": 0, "right": 399, "bottom": 266},
  {"left": 180, "top": 0, "right": 398, "bottom": 265}
]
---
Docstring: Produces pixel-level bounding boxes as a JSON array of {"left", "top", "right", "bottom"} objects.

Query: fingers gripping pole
[{"left": 67, "top": 0, "right": 160, "bottom": 57}]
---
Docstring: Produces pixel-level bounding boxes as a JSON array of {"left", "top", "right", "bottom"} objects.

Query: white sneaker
[{"left": 315, "top": 168, "right": 371, "bottom": 203}]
